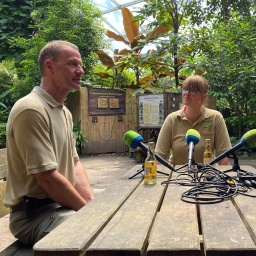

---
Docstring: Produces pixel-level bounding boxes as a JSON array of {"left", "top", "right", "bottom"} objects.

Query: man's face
[{"left": 53, "top": 47, "right": 84, "bottom": 91}]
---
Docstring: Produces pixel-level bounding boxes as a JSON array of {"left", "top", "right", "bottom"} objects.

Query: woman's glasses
[{"left": 182, "top": 87, "right": 201, "bottom": 95}]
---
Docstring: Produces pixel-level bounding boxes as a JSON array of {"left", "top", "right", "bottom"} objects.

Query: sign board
[
  {"left": 88, "top": 88, "right": 126, "bottom": 116},
  {"left": 138, "top": 94, "right": 165, "bottom": 128}
]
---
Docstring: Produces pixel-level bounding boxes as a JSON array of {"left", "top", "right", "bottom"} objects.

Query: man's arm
[
  {"left": 219, "top": 157, "right": 230, "bottom": 165},
  {"left": 35, "top": 170, "right": 88, "bottom": 211},
  {"left": 74, "top": 160, "right": 95, "bottom": 202}
]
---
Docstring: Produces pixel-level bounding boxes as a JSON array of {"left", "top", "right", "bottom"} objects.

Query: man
[{"left": 4, "top": 40, "right": 94, "bottom": 244}]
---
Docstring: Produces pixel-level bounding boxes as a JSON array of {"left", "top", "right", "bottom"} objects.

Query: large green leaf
[
  {"left": 96, "top": 50, "right": 115, "bottom": 68},
  {"left": 106, "top": 30, "right": 129, "bottom": 45},
  {"left": 121, "top": 7, "right": 140, "bottom": 44}
]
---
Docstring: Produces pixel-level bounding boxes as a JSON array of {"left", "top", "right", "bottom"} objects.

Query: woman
[{"left": 155, "top": 75, "right": 231, "bottom": 166}]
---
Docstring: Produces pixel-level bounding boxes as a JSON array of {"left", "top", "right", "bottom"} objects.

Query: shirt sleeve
[
  {"left": 155, "top": 115, "right": 173, "bottom": 160},
  {"left": 12, "top": 109, "right": 58, "bottom": 174},
  {"left": 214, "top": 113, "right": 232, "bottom": 156}
]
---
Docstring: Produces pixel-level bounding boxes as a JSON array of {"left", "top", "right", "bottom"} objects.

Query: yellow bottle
[
  {"left": 144, "top": 141, "right": 157, "bottom": 185},
  {"left": 203, "top": 139, "right": 213, "bottom": 164}
]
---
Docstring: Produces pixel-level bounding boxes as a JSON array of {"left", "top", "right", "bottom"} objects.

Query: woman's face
[{"left": 182, "top": 86, "right": 208, "bottom": 107}]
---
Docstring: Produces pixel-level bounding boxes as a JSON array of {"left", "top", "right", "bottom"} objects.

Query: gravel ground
[{"left": 80, "top": 153, "right": 139, "bottom": 190}]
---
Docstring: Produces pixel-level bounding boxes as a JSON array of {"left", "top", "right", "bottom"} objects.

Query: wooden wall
[
  {"left": 66, "top": 88, "right": 216, "bottom": 155},
  {"left": 66, "top": 88, "right": 137, "bottom": 154}
]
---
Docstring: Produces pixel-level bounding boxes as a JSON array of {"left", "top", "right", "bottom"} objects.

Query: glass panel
[
  {"left": 92, "top": 0, "right": 116, "bottom": 12},
  {"left": 91, "top": 0, "right": 149, "bottom": 54}
]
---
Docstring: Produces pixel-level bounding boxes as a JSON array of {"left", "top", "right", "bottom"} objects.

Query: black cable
[{"left": 161, "top": 164, "right": 256, "bottom": 204}]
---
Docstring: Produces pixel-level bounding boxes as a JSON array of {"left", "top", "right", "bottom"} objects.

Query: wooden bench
[
  {"left": 33, "top": 165, "right": 148, "bottom": 255},
  {"left": 86, "top": 168, "right": 168, "bottom": 256},
  {"left": 200, "top": 166, "right": 256, "bottom": 256},
  {"left": 147, "top": 178, "right": 201, "bottom": 255},
  {"left": 0, "top": 152, "right": 144, "bottom": 255},
  {"left": 0, "top": 149, "right": 34, "bottom": 256},
  {"left": 33, "top": 164, "right": 256, "bottom": 256},
  {"left": 0, "top": 241, "right": 33, "bottom": 256}
]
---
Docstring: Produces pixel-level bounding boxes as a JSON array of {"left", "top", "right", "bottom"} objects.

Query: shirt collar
[
  {"left": 32, "top": 86, "right": 64, "bottom": 109},
  {"left": 178, "top": 105, "right": 211, "bottom": 124}
]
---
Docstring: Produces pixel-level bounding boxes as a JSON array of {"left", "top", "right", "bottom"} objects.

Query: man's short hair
[{"left": 38, "top": 40, "right": 78, "bottom": 75}]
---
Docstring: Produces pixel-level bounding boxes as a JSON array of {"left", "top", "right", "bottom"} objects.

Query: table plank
[
  {"left": 147, "top": 168, "right": 201, "bottom": 256},
  {"left": 34, "top": 165, "right": 144, "bottom": 256},
  {"left": 86, "top": 166, "right": 169, "bottom": 256},
  {"left": 200, "top": 201, "right": 256, "bottom": 256},
  {"left": 33, "top": 163, "right": 256, "bottom": 256},
  {"left": 232, "top": 166, "right": 256, "bottom": 244},
  {"left": 200, "top": 165, "right": 256, "bottom": 256}
]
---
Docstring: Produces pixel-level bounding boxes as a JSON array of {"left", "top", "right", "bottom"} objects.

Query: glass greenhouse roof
[{"left": 91, "top": 0, "right": 147, "bottom": 52}]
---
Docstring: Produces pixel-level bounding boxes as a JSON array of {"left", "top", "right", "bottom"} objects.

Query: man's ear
[{"left": 45, "top": 59, "right": 55, "bottom": 73}]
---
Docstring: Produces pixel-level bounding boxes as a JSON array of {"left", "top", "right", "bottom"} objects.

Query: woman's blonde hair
[{"left": 182, "top": 75, "right": 209, "bottom": 93}]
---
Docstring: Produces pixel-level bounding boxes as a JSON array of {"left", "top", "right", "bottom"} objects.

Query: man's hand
[
  {"left": 74, "top": 160, "right": 95, "bottom": 202},
  {"left": 35, "top": 169, "right": 87, "bottom": 211}
]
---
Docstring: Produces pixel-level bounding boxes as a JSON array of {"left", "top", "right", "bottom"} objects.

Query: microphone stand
[
  {"left": 129, "top": 164, "right": 170, "bottom": 179},
  {"left": 129, "top": 165, "right": 144, "bottom": 179},
  {"left": 223, "top": 153, "right": 253, "bottom": 181},
  {"left": 225, "top": 153, "right": 256, "bottom": 182},
  {"left": 176, "top": 158, "right": 197, "bottom": 172},
  {"left": 223, "top": 153, "right": 242, "bottom": 173},
  {"left": 176, "top": 163, "right": 188, "bottom": 171}
]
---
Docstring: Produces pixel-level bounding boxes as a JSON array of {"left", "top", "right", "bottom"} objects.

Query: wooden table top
[{"left": 34, "top": 164, "right": 256, "bottom": 256}]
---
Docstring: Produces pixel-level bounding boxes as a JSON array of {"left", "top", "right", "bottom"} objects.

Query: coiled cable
[{"left": 162, "top": 164, "right": 256, "bottom": 204}]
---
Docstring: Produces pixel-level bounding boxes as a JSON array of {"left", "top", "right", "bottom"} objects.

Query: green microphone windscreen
[
  {"left": 185, "top": 129, "right": 201, "bottom": 145},
  {"left": 123, "top": 130, "right": 143, "bottom": 149},
  {"left": 241, "top": 129, "right": 256, "bottom": 148}
]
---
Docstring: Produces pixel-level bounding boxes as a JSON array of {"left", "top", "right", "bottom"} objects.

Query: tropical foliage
[
  {"left": 96, "top": 1, "right": 256, "bottom": 139},
  {"left": 0, "top": 0, "right": 34, "bottom": 60},
  {"left": 90, "top": 63, "right": 135, "bottom": 88},
  {"left": 73, "top": 120, "right": 88, "bottom": 155},
  {"left": 0, "top": 59, "right": 17, "bottom": 147},
  {"left": 0, "top": 0, "right": 105, "bottom": 148},
  {"left": 96, "top": 7, "right": 174, "bottom": 90},
  {"left": 6, "top": 0, "right": 105, "bottom": 100},
  {"left": 1, "top": 0, "right": 256, "bottom": 146},
  {"left": 199, "top": 14, "right": 256, "bottom": 138}
]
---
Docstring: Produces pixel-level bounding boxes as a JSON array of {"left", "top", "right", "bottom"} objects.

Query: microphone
[
  {"left": 123, "top": 130, "right": 176, "bottom": 172},
  {"left": 209, "top": 129, "right": 256, "bottom": 165},
  {"left": 186, "top": 129, "right": 201, "bottom": 170}
]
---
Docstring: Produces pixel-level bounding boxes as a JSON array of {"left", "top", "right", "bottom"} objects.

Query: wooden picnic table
[{"left": 33, "top": 164, "right": 256, "bottom": 256}]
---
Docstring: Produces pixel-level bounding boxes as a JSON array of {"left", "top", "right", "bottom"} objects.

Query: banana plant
[{"left": 96, "top": 7, "right": 173, "bottom": 88}]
